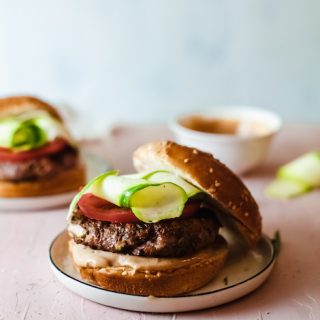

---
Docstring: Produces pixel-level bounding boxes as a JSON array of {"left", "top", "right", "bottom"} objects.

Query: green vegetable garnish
[
  {"left": 143, "top": 170, "right": 200, "bottom": 198},
  {"left": 271, "top": 230, "right": 281, "bottom": 257},
  {"left": 265, "top": 151, "right": 320, "bottom": 199},
  {"left": 278, "top": 152, "right": 320, "bottom": 188},
  {"left": 0, "top": 111, "right": 72, "bottom": 151},
  {"left": 11, "top": 121, "right": 47, "bottom": 150},
  {"left": 68, "top": 170, "right": 118, "bottom": 217},
  {"left": 69, "top": 169, "right": 198, "bottom": 223},
  {"left": 100, "top": 173, "right": 189, "bottom": 223},
  {"left": 123, "top": 182, "right": 188, "bottom": 223},
  {"left": 265, "top": 179, "right": 311, "bottom": 199}
]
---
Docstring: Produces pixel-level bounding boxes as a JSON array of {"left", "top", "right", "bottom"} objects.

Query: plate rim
[
  {"left": 0, "top": 191, "right": 77, "bottom": 211},
  {"left": 49, "top": 230, "right": 276, "bottom": 299}
]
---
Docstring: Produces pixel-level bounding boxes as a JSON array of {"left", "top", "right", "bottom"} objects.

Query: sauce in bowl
[
  {"left": 179, "top": 116, "right": 271, "bottom": 137},
  {"left": 171, "top": 106, "right": 282, "bottom": 173}
]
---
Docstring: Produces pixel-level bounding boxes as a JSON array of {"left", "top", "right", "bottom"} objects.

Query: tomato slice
[
  {"left": 0, "top": 138, "right": 69, "bottom": 162},
  {"left": 78, "top": 193, "right": 140, "bottom": 223},
  {"left": 181, "top": 200, "right": 202, "bottom": 218},
  {"left": 78, "top": 193, "right": 200, "bottom": 223}
]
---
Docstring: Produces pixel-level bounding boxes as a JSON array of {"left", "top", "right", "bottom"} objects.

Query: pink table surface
[{"left": 0, "top": 124, "right": 320, "bottom": 320}]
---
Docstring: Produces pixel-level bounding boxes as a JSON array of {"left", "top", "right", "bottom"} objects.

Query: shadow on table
[{"left": 181, "top": 209, "right": 319, "bottom": 319}]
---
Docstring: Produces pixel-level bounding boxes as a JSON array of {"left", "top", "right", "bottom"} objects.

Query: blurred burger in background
[{"left": 0, "top": 96, "right": 85, "bottom": 197}]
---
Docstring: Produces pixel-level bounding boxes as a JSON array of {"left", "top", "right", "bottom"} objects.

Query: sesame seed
[
  {"left": 215, "top": 180, "right": 220, "bottom": 187},
  {"left": 228, "top": 201, "right": 232, "bottom": 207},
  {"left": 232, "top": 205, "right": 236, "bottom": 210},
  {"left": 244, "top": 212, "right": 249, "bottom": 217},
  {"left": 209, "top": 168, "right": 214, "bottom": 173},
  {"left": 241, "top": 194, "right": 249, "bottom": 202},
  {"left": 184, "top": 158, "right": 190, "bottom": 163},
  {"left": 192, "top": 149, "right": 199, "bottom": 155}
]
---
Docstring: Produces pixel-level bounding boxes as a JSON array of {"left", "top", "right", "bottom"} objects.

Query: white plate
[
  {"left": 0, "top": 153, "right": 108, "bottom": 211},
  {"left": 49, "top": 230, "right": 276, "bottom": 313}
]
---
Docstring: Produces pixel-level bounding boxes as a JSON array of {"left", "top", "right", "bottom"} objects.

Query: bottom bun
[
  {"left": 0, "top": 165, "right": 85, "bottom": 197},
  {"left": 73, "top": 236, "right": 228, "bottom": 297}
]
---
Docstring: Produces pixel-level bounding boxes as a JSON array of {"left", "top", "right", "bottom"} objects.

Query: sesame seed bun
[
  {"left": 0, "top": 164, "right": 85, "bottom": 197},
  {"left": 0, "top": 96, "right": 63, "bottom": 121},
  {"left": 70, "top": 236, "right": 228, "bottom": 297},
  {"left": 133, "top": 141, "right": 262, "bottom": 247}
]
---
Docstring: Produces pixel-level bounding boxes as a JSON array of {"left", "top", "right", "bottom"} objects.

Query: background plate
[
  {"left": 49, "top": 230, "right": 276, "bottom": 313},
  {"left": 0, "top": 153, "right": 108, "bottom": 211}
]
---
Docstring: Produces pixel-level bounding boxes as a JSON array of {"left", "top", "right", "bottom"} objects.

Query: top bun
[
  {"left": 0, "top": 96, "right": 63, "bottom": 121},
  {"left": 133, "top": 141, "right": 262, "bottom": 247}
]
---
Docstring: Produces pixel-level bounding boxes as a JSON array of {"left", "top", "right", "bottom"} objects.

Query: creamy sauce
[
  {"left": 68, "top": 224, "right": 86, "bottom": 237},
  {"left": 180, "top": 116, "right": 270, "bottom": 137},
  {"left": 181, "top": 116, "right": 239, "bottom": 134},
  {"left": 69, "top": 240, "right": 217, "bottom": 272}
]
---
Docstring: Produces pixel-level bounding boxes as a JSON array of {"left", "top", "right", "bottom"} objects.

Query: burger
[
  {"left": 67, "top": 141, "right": 262, "bottom": 297},
  {"left": 0, "top": 96, "right": 85, "bottom": 197}
]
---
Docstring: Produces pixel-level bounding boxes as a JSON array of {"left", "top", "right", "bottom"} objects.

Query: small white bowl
[{"left": 169, "top": 106, "right": 282, "bottom": 174}]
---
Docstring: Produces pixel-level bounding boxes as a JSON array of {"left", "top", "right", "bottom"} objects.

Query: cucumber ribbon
[
  {"left": 265, "top": 151, "right": 320, "bottom": 199},
  {"left": 69, "top": 170, "right": 202, "bottom": 223},
  {"left": 0, "top": 112, "right": 72, "bottom": 151}
]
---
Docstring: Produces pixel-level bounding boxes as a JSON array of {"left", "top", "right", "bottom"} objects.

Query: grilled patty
[
  {"left": 0, "top": 147, "right": 78, "bottom": 181},
  {"left": 71, "top": 207, "right": 220, "bottom": 257}
]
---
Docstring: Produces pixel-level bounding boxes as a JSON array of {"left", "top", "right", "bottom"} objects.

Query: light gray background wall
[{"left": 0, "top": 0, "right": 319, "bottom": 134}]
